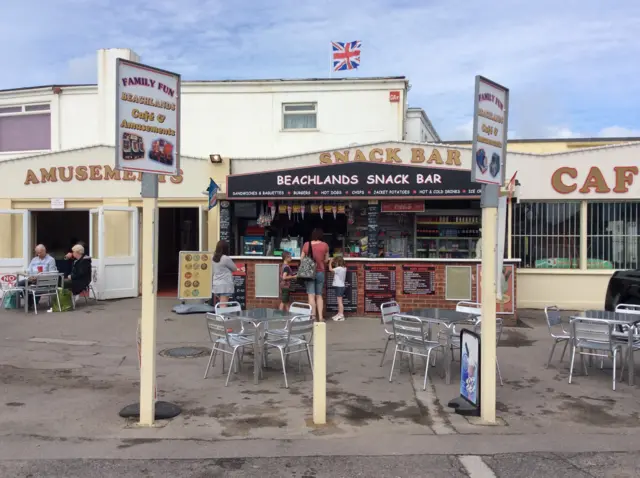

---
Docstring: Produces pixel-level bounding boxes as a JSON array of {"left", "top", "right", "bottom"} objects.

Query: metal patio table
[
  {"left": 570, "top": 310, "right": 640, "bottom": 386},
  {"left": 221, "top": 308, "right": 298, "bottom": 385},
  {"left": 408, "top": 308, "right": 479, "bottom": 384}
]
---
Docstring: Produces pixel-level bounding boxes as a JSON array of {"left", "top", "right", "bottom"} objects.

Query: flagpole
[{"left": 329, "top": 42, "right": 333, "bottom": 78}]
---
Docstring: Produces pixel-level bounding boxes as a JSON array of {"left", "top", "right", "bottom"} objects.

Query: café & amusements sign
[{"left": 24, "top": 165, "right": 184, "bottom": 185}]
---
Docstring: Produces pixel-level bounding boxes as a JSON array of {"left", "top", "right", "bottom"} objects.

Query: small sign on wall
[
  {"left": 51, "top": 198, "right": 65, "bottom": 209},
  {"left": 389, "top": 91, "right": 400, "bottom": 102}
]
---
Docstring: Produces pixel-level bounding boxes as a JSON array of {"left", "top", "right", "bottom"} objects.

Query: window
[
  {"left": 512, "top": 202, "right": 580, "bottom": 269},
  {"left": 587, "top": 202, "right": 639, "bottom": 270},
  {"left": 282, "top": 103, "right": 317, "bottom": 130},
  {"left": 0, "top": 103, "right": 51, "bottom": 152}
]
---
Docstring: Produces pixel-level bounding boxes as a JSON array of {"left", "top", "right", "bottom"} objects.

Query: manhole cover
[{"left": 159, "top": 347, "right": 211, "bottom": 359}]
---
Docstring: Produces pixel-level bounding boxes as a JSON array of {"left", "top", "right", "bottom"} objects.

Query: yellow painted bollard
[{"left": 313, "top": 321, "right": 326, "bottom": 425}]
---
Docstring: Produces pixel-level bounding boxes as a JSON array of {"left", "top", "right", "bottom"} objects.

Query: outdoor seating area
[
  {"left": 545, "top": 304, "right": 640, "bottom": 391},
  {"left": 0, "top": 269, "right": 98, "bottom": 314}
]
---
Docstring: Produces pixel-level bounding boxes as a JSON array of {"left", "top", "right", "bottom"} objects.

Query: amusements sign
[
  {"left": 326, "top": 266, "right": 358, "bottom": 313},
  {"left": 115, "top": 59, "right": 181, "bottom": 176},
  {"left": 402, "top": 265, "right": 436, "bottom": 295},
  {"left": 471, "top": 76, "right": 509, "bottom": 185},
  {"left": 178, "top": 251, "right": 213, "bottom": 300},
  {"left": 364, "top": 265, "right": 397, "bottom": 313},
  {"left": 230, "top": 263, "right": 247, "bottom": 309},
  {"left": 227, "top": 162, "right": 479, "bottom": 200}
]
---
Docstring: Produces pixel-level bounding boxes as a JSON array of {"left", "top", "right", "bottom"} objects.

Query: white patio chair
[
  {"left": 569, "top": 318, "right": 623, "bottom": 391},
  {"left": 215, "top": 301, "right": 255, "bottom": 337},
  {"left": 25, "top": 273, "right": 61, "bottom": 315},
  {"left": 265, "top": 302, "right": 312, "bottom": 338},
  {"left": 379, "top": 301, "right": 401, "bottom": 367},
  {"left": 264, "top": 316, "right": 314, "bottom": 388},
  {"left": 614, "top": 304, "right": 640, "bottom": 381},
  {"left": 203, "top": 313, "right": 254, "bottom": 386},
  {"left": 544, "top": 305, "right": 571, "bottom": 368},
  {"left": 438, "top": 301, "right": 482, "bottom": 362},
  {"left": 389, "top": 314, "right": 444, "bottom": 390}
]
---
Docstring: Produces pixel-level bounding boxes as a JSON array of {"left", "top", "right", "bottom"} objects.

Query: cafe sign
[{"left": 227, "top": 162, "right": 479, "bottom": 199}]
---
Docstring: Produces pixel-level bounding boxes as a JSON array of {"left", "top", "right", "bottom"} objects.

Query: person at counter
[
  {"left": 212, "top": 240, "right": 238, "bottom": 305},
  {"left": 300, "top": 228, "right": 330, "bottom": 322}
]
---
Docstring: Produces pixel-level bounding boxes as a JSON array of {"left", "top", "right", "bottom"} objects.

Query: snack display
[{"left": 178, "top": 251, "right": 213, "bottom": 300}]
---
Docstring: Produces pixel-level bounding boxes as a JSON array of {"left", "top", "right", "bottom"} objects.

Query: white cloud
[
  {"left": 0, "top": 0, "right": 639, "bottom": 141},
  {"left": 598, "top": 126, "right": 640, "bottom": 138}
]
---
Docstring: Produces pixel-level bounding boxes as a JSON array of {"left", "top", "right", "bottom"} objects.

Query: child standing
[
  {"left": 279, "top": 252, "right": 296, "bottom": 311},
  {"left": 329, "top": 256, "right": 347, "bottom": 321}
]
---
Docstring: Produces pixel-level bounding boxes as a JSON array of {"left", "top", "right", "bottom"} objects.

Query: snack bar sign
[
  {"left": 471, "top": 76, "right": 509, "bottom": 185},
  {"left": 227, "top": 162, "right": 480, "bottom": 199},
  {"left": 115, "top": 59, "right": 181, "bottom": 176}
]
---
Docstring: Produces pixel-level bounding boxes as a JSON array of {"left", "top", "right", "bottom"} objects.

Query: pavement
[{"left": 2, "top": 298, "right": 640, "bottom": 476}]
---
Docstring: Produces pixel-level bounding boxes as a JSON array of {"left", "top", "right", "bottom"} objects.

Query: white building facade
[{"left": 0, "top": 48, "right": 421, "bottom": 163}]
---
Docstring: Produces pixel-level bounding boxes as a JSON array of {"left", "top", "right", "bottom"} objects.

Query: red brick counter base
[{"left": 231, "top": 258, "right": 519, "bottom": 326}]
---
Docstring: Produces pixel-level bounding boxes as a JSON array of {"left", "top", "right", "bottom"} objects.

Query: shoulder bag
[{"left": 296, "top": 241, "right": 317, "bottom": 280}]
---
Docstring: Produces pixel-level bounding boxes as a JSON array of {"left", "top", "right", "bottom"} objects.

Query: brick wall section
[{"left": 238, "top": 259, "right": 518, "bottom": 325}]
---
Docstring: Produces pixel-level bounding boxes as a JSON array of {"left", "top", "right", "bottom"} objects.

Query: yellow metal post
[
  {"left": 313, "top": 322, "right": 326, "bottom": 425},
  {"left": 139, "top": 193, "right": 159, "bottom": 426},
  {"left": 480, "top": 205, "right": 497, "bottom": 423}
]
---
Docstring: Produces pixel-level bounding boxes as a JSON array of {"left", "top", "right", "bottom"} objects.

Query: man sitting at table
[
  {"left": 63, "top": 244, "right": 92, "bottom": 296},
  {"left": 19, "top": 244, "right": 57, "bottom": 308}
]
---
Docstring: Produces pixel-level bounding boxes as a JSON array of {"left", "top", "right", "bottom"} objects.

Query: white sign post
[
  {"left": 471, "top": 76, "right": 509, "bottom": 424},
  {"left": 116, "top": 59, "right": 181, "bottom": 426}
]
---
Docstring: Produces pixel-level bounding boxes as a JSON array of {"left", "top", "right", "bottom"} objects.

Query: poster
[
  {"left": 460, "top": 329, "right": 480, "bottom": 407},
  {"left": 115, "top": 59, "right": 181, "bottom": 176},
  {"left": 177, "top": 251, "right": 213, "bottom": 300},
  {"left": 470, "top": 75, "right": 509, "bottom": 185},
  {"left": 476, "top": 263, "right": 514, "bottom": 315}
]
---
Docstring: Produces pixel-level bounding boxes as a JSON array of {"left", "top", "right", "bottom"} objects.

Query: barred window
[
  {"left": 587, "top": 202, "right": 639, "bottom": 270},
  {"left": 512, "top": 202, "right": 580, "bottom": 269}
]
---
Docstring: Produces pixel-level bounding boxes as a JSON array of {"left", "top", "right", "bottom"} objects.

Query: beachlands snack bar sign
[
  {"left": 227, "top": 162, "right": 479, "bottom": 199},
  {"left": 115, "top": 59, "right": 181, "bottom": 176}
]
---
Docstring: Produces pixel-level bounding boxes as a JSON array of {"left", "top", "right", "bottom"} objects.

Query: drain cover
[{"left": 159, "top": 347, "right": 211, "bottom": 359}]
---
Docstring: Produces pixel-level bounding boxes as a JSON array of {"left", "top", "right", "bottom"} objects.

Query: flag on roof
[{"left": 332, "top": 41, "right": 361, "bottom": 71}]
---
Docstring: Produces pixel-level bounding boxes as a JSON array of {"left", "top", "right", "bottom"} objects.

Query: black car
[{"left": 605, "top": 269, "right": 640, "bottom": 311}]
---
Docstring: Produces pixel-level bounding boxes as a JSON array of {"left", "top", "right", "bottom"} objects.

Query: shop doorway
[
  {"left": 158, "top": 207, "right": 200, "bottom": 296},
  {"left": 33, "top": 210, "right": 90, "bottom": 276}
]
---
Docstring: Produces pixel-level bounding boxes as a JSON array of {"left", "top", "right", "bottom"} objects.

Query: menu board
[
  {"left": 367, "top": 202, "right": 380, "bottom": 257},
  {"left": 402, "top": 265, "right": 436, "bottom": 295},
  {"left": 178, "top": 251, "right": 213, "bottom": 300},
  {"left": 364, "top": 265, "right": 396, "bottom": 313},
  {"left": 230, "top": 263, "right": 247, "bottom": 309},
  {"left": 326, "top": 266, "right": 358, "bottom": 313},
  {"left": 219, "top": 201, "right": 232, "bottom": 246}
]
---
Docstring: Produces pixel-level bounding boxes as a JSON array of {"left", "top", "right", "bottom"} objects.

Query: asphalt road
[{"left": 1, "top": 452, "right": 638, "bottom": 477}]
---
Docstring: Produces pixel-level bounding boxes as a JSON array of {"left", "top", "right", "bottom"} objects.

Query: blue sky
[{"left": 1, "top": 0, "right": 639, "bottom": 140}]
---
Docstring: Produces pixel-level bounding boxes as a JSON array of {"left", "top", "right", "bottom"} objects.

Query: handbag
[{"left": 296, "top": 241, "right": 317, "bottom": 280}]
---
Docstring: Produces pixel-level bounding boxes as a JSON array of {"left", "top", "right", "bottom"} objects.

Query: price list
[
  {"left": 366, "top": 202, "right": 380, "bottom": 257},
  {"left": 326, "top": 266, "right": 358, "bottom": 313},
  {"left": 230, "top": 263, "right": 246, "bottom": 309},
  {"left": 364, "top": 265, "right": 396, "bottom": 313},
  {"left": 402, "top": 265, "right": 436, "bottom": 295}
]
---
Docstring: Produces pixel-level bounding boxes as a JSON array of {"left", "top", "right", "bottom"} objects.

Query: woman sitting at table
[{"left": 63, "top": 244, "right": 92, "bottom": 295}]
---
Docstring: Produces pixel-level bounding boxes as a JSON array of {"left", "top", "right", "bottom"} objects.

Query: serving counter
[{"left": 229, "top": 257, "right": 520, "bottom": 325}]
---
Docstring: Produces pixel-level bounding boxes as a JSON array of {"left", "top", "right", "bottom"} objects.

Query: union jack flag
[{"left": 332, "top": 41, "right": 361, "bottom": 71}]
